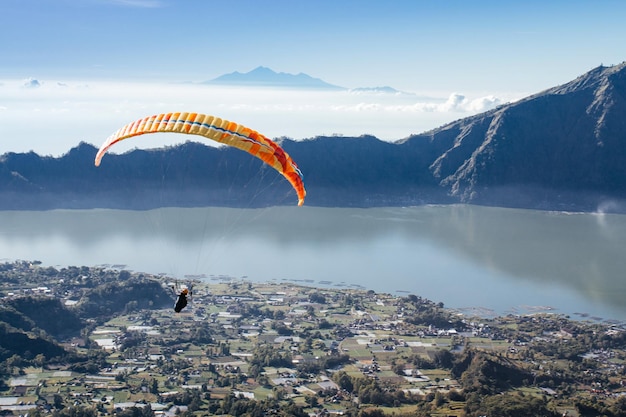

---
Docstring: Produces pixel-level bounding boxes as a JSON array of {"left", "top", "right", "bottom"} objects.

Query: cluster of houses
[{"left": 3, "top": 262, "right": 626, "bottom": 415}]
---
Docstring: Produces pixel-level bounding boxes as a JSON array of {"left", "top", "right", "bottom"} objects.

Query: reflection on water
[{"left": 1, "top": 205, "right": 625, "bottom": 321}]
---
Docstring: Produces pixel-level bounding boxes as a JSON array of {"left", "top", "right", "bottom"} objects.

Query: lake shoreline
[{"left": 1, "top": 205, "right": 625, "bottom": 322}]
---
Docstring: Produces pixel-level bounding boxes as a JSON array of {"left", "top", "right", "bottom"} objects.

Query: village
[{"left": 1, "top": 260, "right": 626, "bottom": 416}]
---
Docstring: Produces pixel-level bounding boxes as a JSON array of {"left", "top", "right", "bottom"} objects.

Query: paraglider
[
  {"left": 173, "top": 286, "right": 190, "bottom": 313},
  {"left": 94, "top": 112, "right": 306, "bottom": 206}
]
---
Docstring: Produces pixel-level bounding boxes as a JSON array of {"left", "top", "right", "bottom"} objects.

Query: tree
[
  {"left": 309, "top": 292, "right": 326, "bottom": 304},
  {"left": 150, "top": 378, "right": 159, "bottom": 394},
  {"left": 304, "top": 395, "right": 319, "bottom": 407},
  {"left": 433, "top": 349, "right": 454, "bottom": 369},
  {"left": 333, "top": 371, "right": 354, "bottom": 392},
  {"left": 392, "top": 362, "right": 405, "bottom": 376},
  {"left": 53, "top": 393, "right": 65, "bottom": 410}
]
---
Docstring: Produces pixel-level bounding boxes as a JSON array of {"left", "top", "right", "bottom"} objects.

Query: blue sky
[{"left": 1, "top": 0, "right": 626, "bottom": 155}]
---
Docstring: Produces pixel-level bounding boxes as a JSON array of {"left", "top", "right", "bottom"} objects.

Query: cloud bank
[
  {"left": 22, "top": 78, "right": 42, "bottom": 89},
  {"left": 0, "top": 78, "right": 519, "bottom": 156}
]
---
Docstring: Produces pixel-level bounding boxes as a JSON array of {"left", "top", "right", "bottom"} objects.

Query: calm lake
[{"left": 2, "top": 205, "right": 626, "bottom": 323}]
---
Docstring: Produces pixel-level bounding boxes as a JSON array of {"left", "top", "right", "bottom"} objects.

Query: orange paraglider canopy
[{"left": 95, "top": 112, "right": 306, "bottom": 206}]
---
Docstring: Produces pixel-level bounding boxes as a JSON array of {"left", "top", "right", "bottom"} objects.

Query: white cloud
[
  {"left": 431, "top": 93, "right": 503, "bottom": 113},
  {"left": 22, "top": 78, "right": 41, "bottom": 89},
  {"left": 0, "top": 78, "right": 519, "bottom": 156},
  {"left": 467, "top": 95, "right": 501, "bottom": 112},
  {"left": 442, "top": 93, "right": 467, "bottom": 111}
]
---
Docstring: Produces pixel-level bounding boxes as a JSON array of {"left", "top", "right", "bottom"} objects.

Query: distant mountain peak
[{"left": 205, "top": 66, "right": 345, "bottom": 90}]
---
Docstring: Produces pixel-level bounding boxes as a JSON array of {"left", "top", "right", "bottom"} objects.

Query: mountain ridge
[
  {"left": 409, "top": 62, "right": 626, "bottom": 209},
  {"left": 204, "top": 66, "right": 344, "bottom": 89},
  {"left": 2, "top": 62, "right": 626, "bottom": 212}
]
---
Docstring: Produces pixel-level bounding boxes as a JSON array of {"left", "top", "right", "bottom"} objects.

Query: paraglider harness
[{"left": 172, "top": 283, "right": 192, "bottom": 313}]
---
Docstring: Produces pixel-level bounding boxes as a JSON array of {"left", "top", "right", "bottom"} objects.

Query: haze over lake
[{"left": 2, "top": 205, "right": 625, "bottom": 323}]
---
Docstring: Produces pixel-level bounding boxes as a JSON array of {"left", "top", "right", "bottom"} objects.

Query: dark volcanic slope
[{"left": 406, "top": 62, "right": 626, "bottom": 211}]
